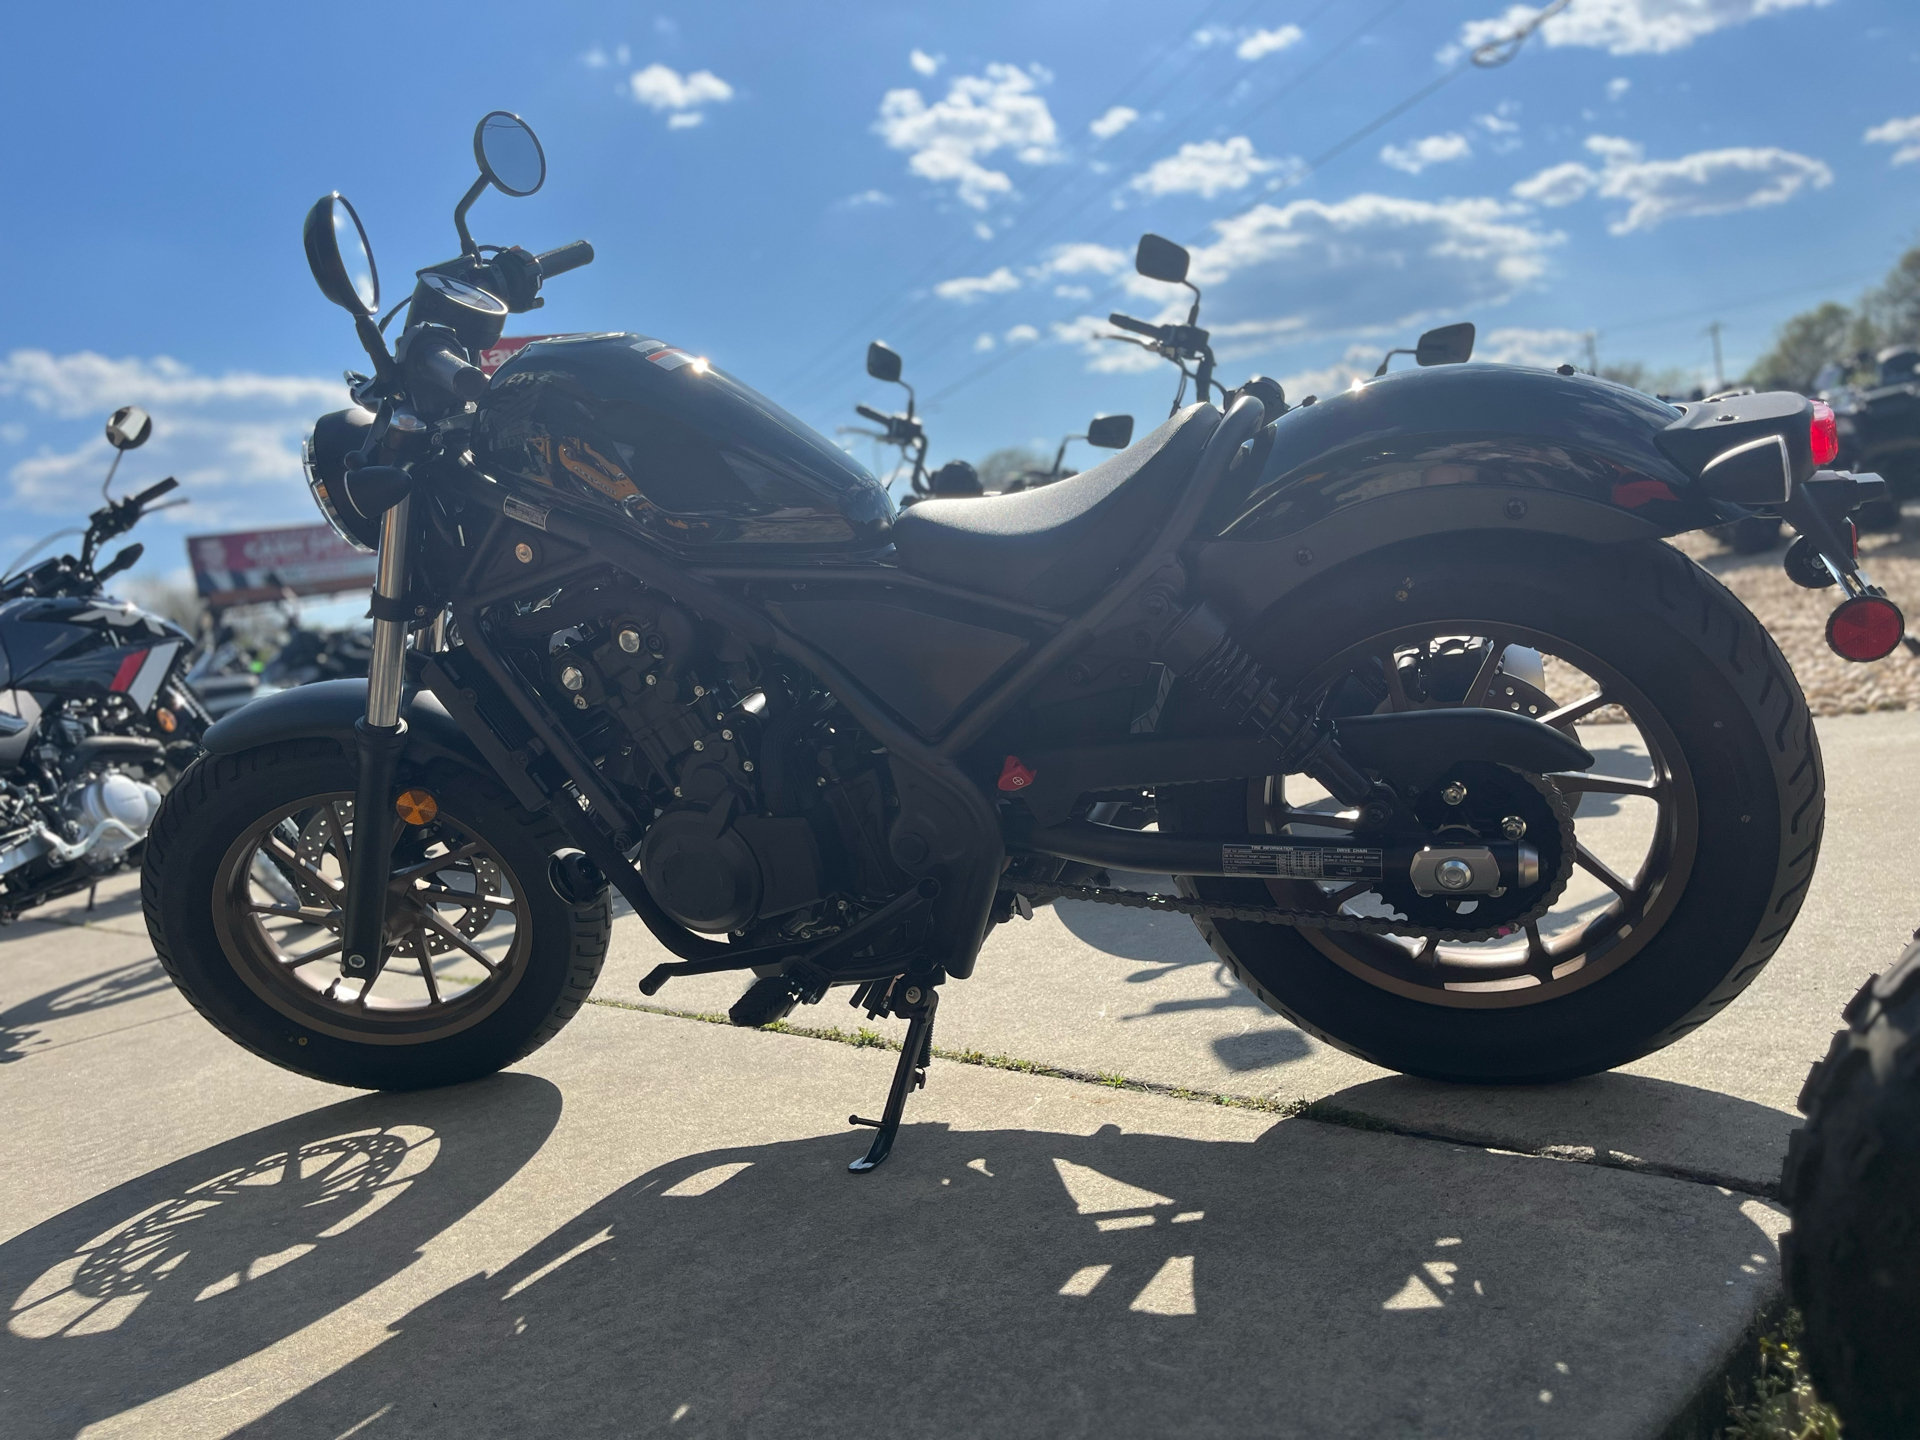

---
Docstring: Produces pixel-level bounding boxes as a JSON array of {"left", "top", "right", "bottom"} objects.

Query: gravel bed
[{"left": 1670, "top": 523, "right": 1920, "bottom": 715}]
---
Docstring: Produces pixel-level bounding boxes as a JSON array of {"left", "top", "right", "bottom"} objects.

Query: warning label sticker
[{"left": 1221, "top": 845, "right": 1383, "bottom": 880}]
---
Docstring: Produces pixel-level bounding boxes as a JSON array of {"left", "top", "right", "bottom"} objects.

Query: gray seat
[{"left": 889, "top": 405, "right": 1218, "bottom": 609}]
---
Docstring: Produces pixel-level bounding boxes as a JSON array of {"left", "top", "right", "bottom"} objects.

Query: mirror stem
[
  {"left": 1185, "top": 282, "right": 1202, "bottom": 327},
  {"left": 453, "top": 174, "right": 489, "bottom": 258},
  {"left": 1375, "top": 348, "right": 1414, "bottom": 378},
  {"left": 353, "top": 314, "right": 399, "bottom": 385},
  {"left": 897, "top": 379, "right": 916, "bottom": 421},
  {"left": 101, "top": 449, "right": 123, "bottom": 502}
]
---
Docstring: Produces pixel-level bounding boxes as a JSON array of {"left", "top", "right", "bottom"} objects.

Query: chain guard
[{"left": 1004, "top": 768, "right": 1578, "bottom": 943}]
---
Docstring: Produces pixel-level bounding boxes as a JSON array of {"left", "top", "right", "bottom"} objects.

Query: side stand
[{"left": 847, "top": 979, "right": 939, "bottom": 1174}]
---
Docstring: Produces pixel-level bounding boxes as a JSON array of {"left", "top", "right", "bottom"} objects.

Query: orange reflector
[
  {"left": 155, "top": 707, "right": 177, "bottom": 733},
  {"left": 395, "top": 789, "right": 440, "bottom": 826},
  {"left": 1826, "top": 595, "right": 1905, "bottom": 663}
]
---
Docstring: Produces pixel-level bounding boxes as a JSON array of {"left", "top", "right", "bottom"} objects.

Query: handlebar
[
  {"left": 128, "top": 477, "right": 180, "bottom": 509},
  {"left": 1108, "top": 312, "right": 1164, "bottom": 340},
  {"left": 416, "top": 341, "right": 489, "bottom": 401},
  {"left": 536, "top": 241, "right": 595, "bottom": 279},
  {"left": 855, "top": 404, "right": 890, "bottom": 425}
]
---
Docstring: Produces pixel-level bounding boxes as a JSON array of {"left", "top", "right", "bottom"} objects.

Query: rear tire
[
  {"left": 142, "top": 740, "right": 609, "bottom": 1090},
  {"left": 1160, "top": 536, "right": 1822, "bottom": 1082},
  {"left": 1782, "top": 941, "right": 1920, "bottom": 1440}
]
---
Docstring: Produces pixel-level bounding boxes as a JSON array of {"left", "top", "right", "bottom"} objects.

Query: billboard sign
[{"left": 187, "top": 524, "right": 378, "bottom": 610}]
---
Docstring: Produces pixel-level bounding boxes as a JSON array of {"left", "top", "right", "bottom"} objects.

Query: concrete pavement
[{"left": 0, "top": 709, "right": 1911, "bottom": 1436}]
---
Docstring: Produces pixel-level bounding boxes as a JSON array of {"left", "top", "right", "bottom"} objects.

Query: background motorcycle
[
  {"left": 1783, "top": 936, "right": 1920, "bottom": 1439},
  {"left": 0, "top": 406, "right": 207, "bottom": 920},
  {"left": 1816, "top": 344, "right": 1920, "bottom": 531},
  {"left": 146, "top": 112, "right": 1900, "bottom": 1175}
]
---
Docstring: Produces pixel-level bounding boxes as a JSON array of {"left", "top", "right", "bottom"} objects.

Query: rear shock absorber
[{"left": 1157, "top": 602, "right": 1375, "bottom": 806}]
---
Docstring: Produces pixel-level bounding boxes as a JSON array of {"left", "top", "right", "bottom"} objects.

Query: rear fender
[
  {"left": 201, "top": 678, "right": 487, "bottom": 773},
  {"left": 1191, "top": 364, "right": 1713, "bottom": 619}
]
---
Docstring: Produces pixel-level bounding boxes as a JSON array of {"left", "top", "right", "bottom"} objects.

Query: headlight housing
[{"left": 303, "top": 408, "right": 381, "bottom": 552}]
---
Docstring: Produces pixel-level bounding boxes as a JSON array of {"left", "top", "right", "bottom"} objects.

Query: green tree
[
  {"left": 1862, "top": 243, "right": 1920, "bottom": 348},
  {"left": 1598, "top": 360, "right": 1695, "bottom": 397},
  {"left": 974, "top": 446, "right": 1049, "bottom": 490},
  {"left": 1746, "top": 301, "right": 1859, "bottom": 393}
]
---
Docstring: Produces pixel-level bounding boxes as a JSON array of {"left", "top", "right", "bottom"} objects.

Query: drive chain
[{"left": 1003, "top": 880, "right": 1536, "bottom": 942}]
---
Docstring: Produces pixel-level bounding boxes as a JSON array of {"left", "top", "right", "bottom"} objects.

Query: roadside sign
[{"left": 187, "top": 524, "right": 378, "bottom": 610}]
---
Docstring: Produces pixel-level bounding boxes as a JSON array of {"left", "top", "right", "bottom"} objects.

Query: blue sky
[{"left": 3, "top": 0, "right": 1918, "bottom": 588}]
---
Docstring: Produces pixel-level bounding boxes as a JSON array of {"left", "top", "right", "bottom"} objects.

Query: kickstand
[{"left": 847, "top": 982, "right": 939, "bottom": 1174}]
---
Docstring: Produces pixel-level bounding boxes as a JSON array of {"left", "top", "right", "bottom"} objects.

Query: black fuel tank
[{"left": 475, "top": 333, "right": 894, "bottom": 556}]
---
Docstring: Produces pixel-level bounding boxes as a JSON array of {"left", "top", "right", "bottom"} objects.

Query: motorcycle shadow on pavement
[
  {"left": 0, "top": 1073, "right": 561, "bottom": 1439},
  {"left": 0, "top": 957, "right": 171, "bottom": 1065},
  {"left": 192, "top": 1092, "right": 1778, "bottom": 1440}
]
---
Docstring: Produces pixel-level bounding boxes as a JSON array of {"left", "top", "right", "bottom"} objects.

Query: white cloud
[
  {"left": 1276, "top": 345, "right": 1383, "bottom": 400},
  {"left": 974, "top": 333, "right": 997, "bottom": 352},
  {"left": 1380, "top": 133, "right": 1472, "bottom": 175},
  {"left": 838, "top": 189, "right": 893, "bottom": 209},
  {"left": 1511, "top": 134, "right": 1832, "bottom": 232},
  {"left": 1477, "top": 109, "right": 1520, "bottom": 136},
  {"left": 910, "top": 49, "right": 944, "bottom": 77},
  {"left": 875, "top": 63, "right": 1060, "bottom": 210},
  {"left": 1005, "top": 324, "right": 1040, "bottom": 345},
  {"left": 1130, "top": 136, "right": 1292, "bottom": 199},
  {"left": 1090, "top": 105, "right": 1139, "bottom": 140},
  {"left": 933, "top": 266, "right": 1022, "bottom": 303},
  {"left": 1237, "top": 24, "right": 1305, "bottom": 60},
  {"left": 1606, "top": 77, "right": 1632, "bottom": 101},
  {"left": 1181, "top": 193, "right": 1562, "bottom": 344},
  {"left": 1032, "top": 242, "right": 1128, "bottom": 278},
  {"left": 1451, "top": 0, "right": 1833, "bottom": 58},
  {"left": 0, "top": 350, "right": 341, "bottom": 418},
  {"left": 0, "top": 352, "right": 347, "bottom": 564},
  {"left": 1865, "top": 115, "right": 1920, "bottom": 166},
  {"left": 1512, "top": 161, "right": 1597, "bottom": 206},
  {"left": 1055, "top": 284, "right": 1092, "bottom": 299},
  {"left": 628, "top": 64, "right": 734, "bottom": 125},
  {"left": 1478, "top": 326, "right": 1590, "bottom": 368}
]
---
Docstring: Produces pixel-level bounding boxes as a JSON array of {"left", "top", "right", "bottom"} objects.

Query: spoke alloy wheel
[
  {"left": 213, "top": 792, "right": 530, "bottom": 1043},
  {"left": 1249, "top": 622, "right": 1698, "bottom": 1010}
]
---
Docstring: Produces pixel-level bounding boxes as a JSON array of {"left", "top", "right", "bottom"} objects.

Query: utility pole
[
  {"left": 1706, "top": 321, "right": 1726, "bottom": 390},
  {"left": 1583, "top": 331, "right": 1600, "bottom": 375}
]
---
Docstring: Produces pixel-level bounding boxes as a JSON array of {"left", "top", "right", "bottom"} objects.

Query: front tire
[
  {"left": 1161, "top": 536, "right": 1822, "bottom": 1083},
  {"left": 142, "top": 740, "right": 609, "bottom": 1090}
]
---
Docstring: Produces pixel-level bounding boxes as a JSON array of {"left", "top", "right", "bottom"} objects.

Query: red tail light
[
  {"left": 1810, "top": 401, "right": 1839, "bottom": 466},
  {"left": 1826, "top": 595, "right": 1905, "bottom": 662}
]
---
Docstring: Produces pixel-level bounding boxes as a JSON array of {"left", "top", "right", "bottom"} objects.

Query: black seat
[{"left": 889, "top": 405, "right": 1218, "bottom": 609}]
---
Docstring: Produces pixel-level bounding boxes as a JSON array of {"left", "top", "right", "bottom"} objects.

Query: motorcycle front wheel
[
  {"left": 142, "top": 740, "right": 610, "bottom": 1090},
  {"left": 1159, "top": 536, "right": 1823, "bottom": 1083}
]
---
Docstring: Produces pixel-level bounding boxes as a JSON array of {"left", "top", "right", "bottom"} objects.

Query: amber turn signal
[{"left": 395, "top": 789, "right": 440, "bottom": 825}]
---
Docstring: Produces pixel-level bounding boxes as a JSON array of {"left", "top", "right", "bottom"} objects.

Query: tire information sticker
[{"left": 1221, "top": 845, "right": 1383, "bottom": 880}]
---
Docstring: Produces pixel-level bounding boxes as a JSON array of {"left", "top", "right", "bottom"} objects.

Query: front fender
[
  {"left": 201, "top": 678, "right": 485, "bottom": 771},
  {"left": 1192, "top": 363, "right": 1716, "bottom": 619}
]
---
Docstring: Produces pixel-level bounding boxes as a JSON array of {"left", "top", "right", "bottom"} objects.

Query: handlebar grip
[
  {"left": 535, "top": 240, "right": 595, "bottom": 279},
  {"left": 130, "top": 477, "right": 180, "bottom": 508},
  {"left": 1107, "top": 313, "right": 1163, "bottom": 339},
  {"left": 417, "top": 343, "right": 490, "bottom": 401},
  {"left": 855, "top": 404, "right": 890, "bottom": 425}
]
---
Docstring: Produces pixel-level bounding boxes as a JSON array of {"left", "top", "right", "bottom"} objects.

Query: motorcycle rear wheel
[
  {"left": 1159, "top": 536, "right": 1822, "bottom": 1082},
  {"left": 142, "top": 740, "right": 609, "bottom": 1090}
]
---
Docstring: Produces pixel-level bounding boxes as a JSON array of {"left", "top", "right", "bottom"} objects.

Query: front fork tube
[{"left": 341, "top": 497, "right": 413, "bottom": 983}]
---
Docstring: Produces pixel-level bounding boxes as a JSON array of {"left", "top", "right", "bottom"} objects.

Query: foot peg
[
  {"left": 729, "top": 974, "right": 802, "bottom": 1028},
  {"left": 847, "top": 977, "right": 940, "bottom": 1174}
]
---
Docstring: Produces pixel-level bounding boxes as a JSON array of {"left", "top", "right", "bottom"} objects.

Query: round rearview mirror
[
  {"left": 301, "top": 193, "right": 380, "bottom": 316},
  {"left": 105, "top": 405, "right": 152, "bottom": 451},
  {"left": 475, "top": 111, "right": 546, "bottom": 197}
]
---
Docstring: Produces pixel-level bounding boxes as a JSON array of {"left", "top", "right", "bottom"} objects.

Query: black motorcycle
[
  {"left": 851, "top": 343, "right": 988, "bottom": 502},
  {"left": 1818, "top": 344, "right": 1920, "bottom": 531},
  {"left": 146, "top": 111, "right": 1902, "bottom": 1173},
  {"left": 0, "top": 406, "right": 207, "bottom": 921}
]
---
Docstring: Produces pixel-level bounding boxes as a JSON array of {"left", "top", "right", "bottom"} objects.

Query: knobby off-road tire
[
  {"left": 1160, "top": 536, "right": 1823, "bottom": 1082},
  {"left": 1782, "top": 941, "right": 1920, "bottom": 1440},
  {"left": 141, "top": 740, "right": 610, "bottom": 1090}
]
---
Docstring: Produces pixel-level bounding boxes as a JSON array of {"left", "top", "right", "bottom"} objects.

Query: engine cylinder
[{"left": 68, "top": 773, "right": 163, "bottom": 858}]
